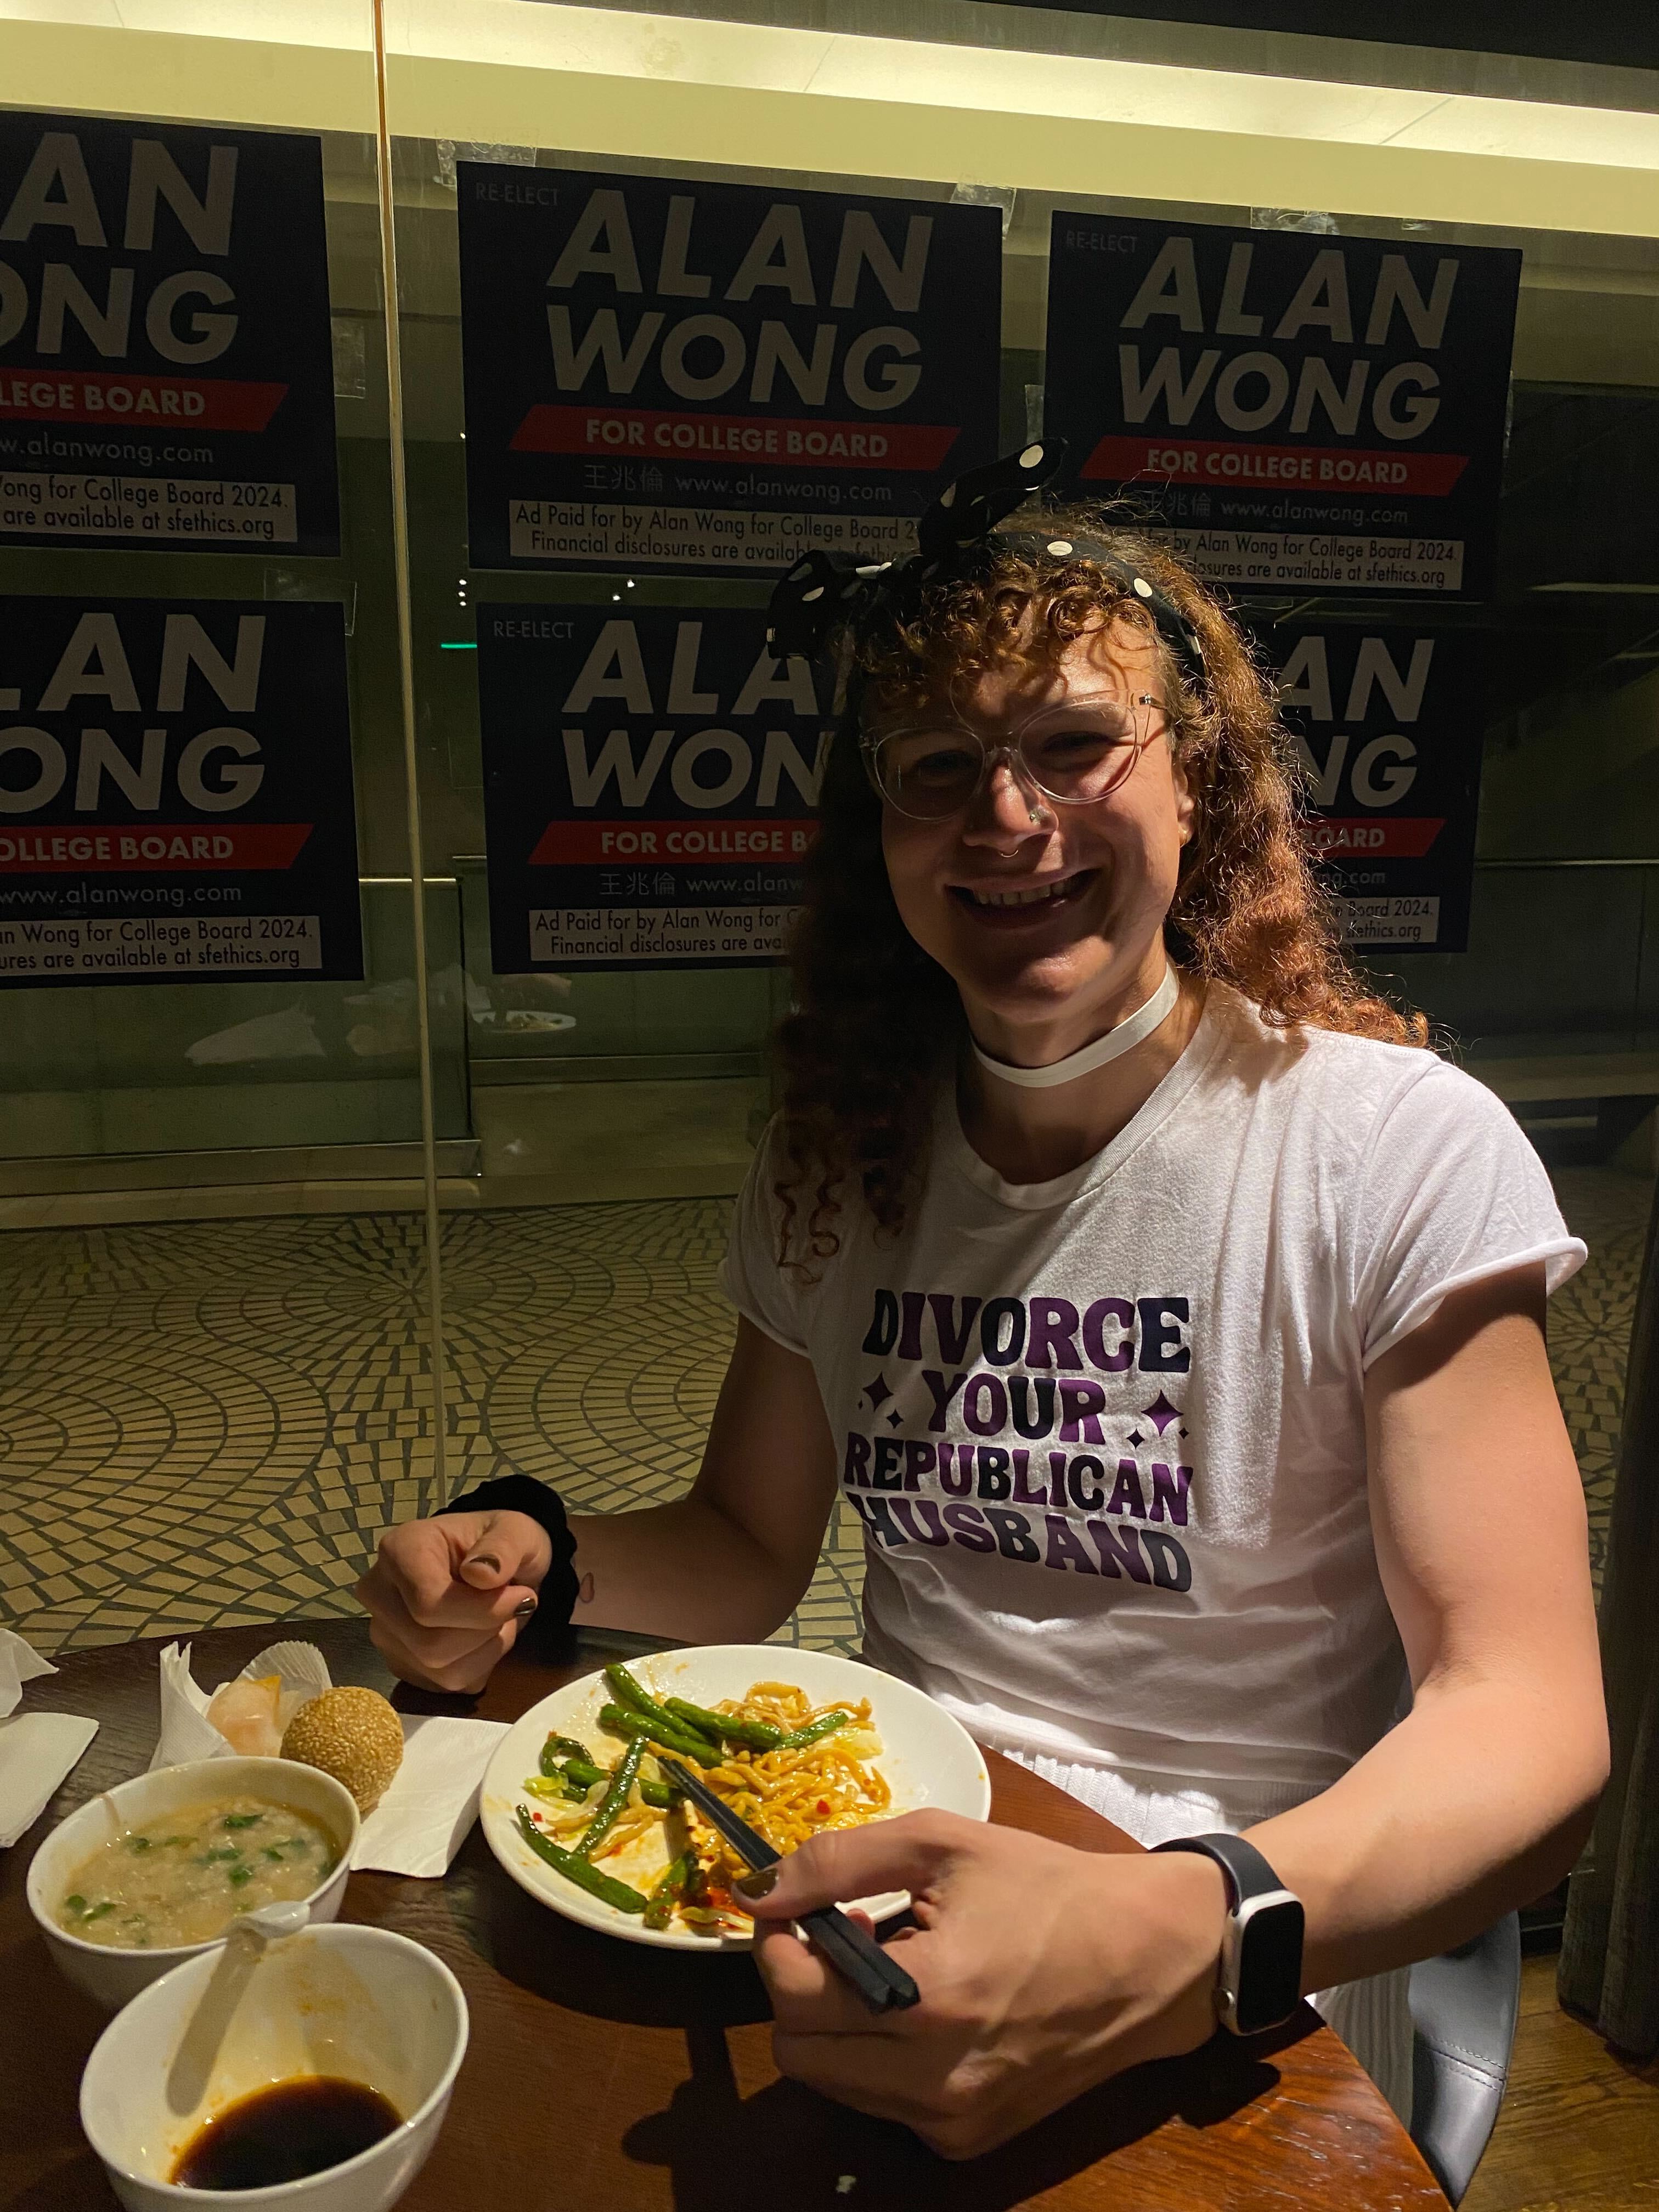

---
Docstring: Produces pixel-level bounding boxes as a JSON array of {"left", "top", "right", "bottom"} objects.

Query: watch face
[{"left": 1233, "top": 1897, "right": 1306, "bottom": 2035}]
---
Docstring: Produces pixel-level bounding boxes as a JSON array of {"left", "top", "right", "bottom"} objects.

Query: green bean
[
  {"left": 664, "top": 1696, "right": 783, "bottom": 1752},
  {"left": 575, "top": 1736, "right": 646, "bottom": 1860},
  {"left": 603, "top": 1663, "right": 682, "bottom": 1728},
  {"left": 514, "top": 1807, "right": 647, "bottom": 1914},
  {"left": 643, "top": 1850, "right": 695, "bottom": 1932},
  {"left": 778, "top": 1710, "right": 852, "bottom": 1752},
  {"left": 597, "top": 1702, "right": 724, "bottom": 1769},
  {"left": 556, "top": 1754, "right": 680, "bottom": 1805},
  {"left": 540, "top": 1733, "right": 592, "bottom": 1778}
]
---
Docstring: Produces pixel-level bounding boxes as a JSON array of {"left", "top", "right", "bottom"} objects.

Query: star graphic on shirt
[
  {"left": 1141, "top": 1392, "right": 1182, "bottom": 1435},
  {"left": 864, "top": 1374, "right": 892, "bottom": 1410},
  {"left": 887, "top": 1411, "right": 904, "bottom": 1429},
  {"left": 1126, "top": 1429, "right": 1144, "bottom": 1448}
]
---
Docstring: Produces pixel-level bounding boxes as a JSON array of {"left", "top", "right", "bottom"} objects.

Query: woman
[{"left": 359, "top": 447, "right": 1606, "bottom": 2157}]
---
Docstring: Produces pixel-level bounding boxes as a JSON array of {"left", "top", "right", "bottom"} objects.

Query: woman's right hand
[{"left": 356, "top": 1509, "right": 554, "bottom": 1693}]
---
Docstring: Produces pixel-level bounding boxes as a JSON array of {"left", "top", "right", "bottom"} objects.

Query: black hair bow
[{"left": 765, "top": 437, "right": 1206, "bottom": 691}]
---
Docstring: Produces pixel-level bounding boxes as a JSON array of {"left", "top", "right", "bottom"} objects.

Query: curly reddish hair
[{"left": 774, "top": 514, "right": 1425, "bottom": 1269}]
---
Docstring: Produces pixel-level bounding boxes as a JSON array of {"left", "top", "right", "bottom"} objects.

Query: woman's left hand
[{"left": 747, "top": 1810, "right": 1229, "bottom": 2158}]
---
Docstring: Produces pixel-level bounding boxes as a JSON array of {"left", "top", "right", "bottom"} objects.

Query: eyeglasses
[{"left": 862, "top": 690, "right": 1164, "bottom": 823}]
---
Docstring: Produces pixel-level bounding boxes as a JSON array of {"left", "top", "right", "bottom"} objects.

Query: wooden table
[{"left": 2, "top": 1619, "right": 1444, "bottom": 2210}]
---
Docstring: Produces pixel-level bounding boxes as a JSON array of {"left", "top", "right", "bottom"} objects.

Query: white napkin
[
  {"left": 149, "top": 1639, "right": 333, "bottom": 1770},
  {"left": 147, "top": 1640, "right": 505, "bottom": 1878},
  {"left": 352, "top": 1713, "right": 509, "bottom": 1877},
  {"left": 1, "top": 1626, "right": 57, "bottom": 1717},
  {"left": 0, "top": 1631, "right": 98, "bottom": 1848}
]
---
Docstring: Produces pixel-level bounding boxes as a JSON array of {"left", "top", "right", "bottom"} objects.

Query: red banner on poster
[
  {"left": 0, "top": 372, "right": 289, "bottom": 432},
  {"left": 528, "top": 817, "right": 819, "bottom": 866},
  {"left": 1083, "top": 435, "right": 1469, "bottom": 499},
  {"left": 510, "top": 403, "right": 958, "bottom": 471},
  {"left": 1306, "top": 817, "right": 1445, "bottom": 857},
  {"left": 0, "top": 823, "right": 313, "bottom": 871}
]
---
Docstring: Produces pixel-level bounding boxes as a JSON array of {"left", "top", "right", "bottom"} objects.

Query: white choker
[{"left": 969, "top": 967, "right": 1181, "bottom": 1090}]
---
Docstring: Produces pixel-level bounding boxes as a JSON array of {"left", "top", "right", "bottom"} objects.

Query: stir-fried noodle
[{"left": 518, "top": 1677, "right": 891, "bottom": 1934}]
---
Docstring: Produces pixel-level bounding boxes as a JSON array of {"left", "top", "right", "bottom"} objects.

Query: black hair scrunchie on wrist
[{"left": 435, "top": 1472, "right": 579, "bottom": 1647}]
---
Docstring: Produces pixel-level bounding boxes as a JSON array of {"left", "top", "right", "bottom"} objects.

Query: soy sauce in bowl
[{"left": 172, "top": 2077, "right": 400, "bottom": 2190}]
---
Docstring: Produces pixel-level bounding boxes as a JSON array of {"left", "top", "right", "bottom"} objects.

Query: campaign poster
[
  {"left": 477, "top": 605, "right": 828, "bottom": 971},
  {"left": 457, "top": 166, "right": 1001, "bottom": 573},
  {"left": 0, "top": 599, "right": 362, "bottom": 986},
  {"left": 1045, "top": 216, "right": 1520, "bottom": 597},
  {"left": 1262, "top": 621, "right": 1485, "bottom": 951},
  {"left": 0, "top": 114, "right": 338, "bottom": 554}
]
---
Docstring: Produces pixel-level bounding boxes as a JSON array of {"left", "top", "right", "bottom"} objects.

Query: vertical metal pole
[{"left": 371, "top": 0, "right": 449, "bottom": 1506}]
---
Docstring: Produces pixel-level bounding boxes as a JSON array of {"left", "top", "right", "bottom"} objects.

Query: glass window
[{"left": 4, "top": 0, "right": 1654, "bottom": 1649}]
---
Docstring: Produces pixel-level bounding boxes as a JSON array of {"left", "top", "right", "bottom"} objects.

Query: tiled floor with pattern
[
  {"left": 0, "top": 1200, "right": 865, "bottom": 1656},
  {"left": 0, "top": 1167, "right": 1648, "bottom": 1656}
]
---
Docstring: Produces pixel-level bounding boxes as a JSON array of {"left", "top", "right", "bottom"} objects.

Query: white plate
[{"left": 480, "top": 1645, "right": 991, "bottom": 1951}]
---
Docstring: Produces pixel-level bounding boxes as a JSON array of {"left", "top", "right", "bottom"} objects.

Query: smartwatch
[{"left": 1152, "top": 1832, "right": 1306, "bottom": 2036}]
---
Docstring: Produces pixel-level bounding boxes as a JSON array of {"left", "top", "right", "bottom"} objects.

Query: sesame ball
[{"left": 281, "top": 1685, "right": 404, "bottom": 1814}]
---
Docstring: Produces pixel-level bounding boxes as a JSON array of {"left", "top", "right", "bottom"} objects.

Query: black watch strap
[
  {"left": 1152, "top": 1830, "right": 1285, "bottom": 1908},
  {"left": 436, "top": 1472, "right": 579, "bottom": 1647},
  {"left": 1154, "top": 1831, "right": 1305, "bottom": 2038}
]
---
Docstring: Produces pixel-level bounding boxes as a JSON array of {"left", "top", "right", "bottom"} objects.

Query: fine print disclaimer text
[
  {"left": 509, "top": 499, "right": 913, "bottom": 568},
  {"left": 0, "top": 915, "right": 324, "bottom": 977},
  {"left": 0, "top": 472, "right": 299, "bottom": 544},
  {"left": 529, "top": 904, "right": 798, "bottom": 963},
  {"left": 1159, "top": 529, "right": 1464, "bottom": 592},
  {"left": 1339, "top": 895, "right": 1441, "bottom": 946}
]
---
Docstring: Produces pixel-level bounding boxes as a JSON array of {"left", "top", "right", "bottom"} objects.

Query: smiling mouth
[{"left": 952, "top": 871, "right": 1095, "bottom": 915}]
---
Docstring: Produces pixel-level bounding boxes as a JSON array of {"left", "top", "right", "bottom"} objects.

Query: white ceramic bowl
[
  {"left": 28, "top": 1757, "right": 360, "bottom": 2012},
  {"left": 80, "top": 1922, "right": 468, "bottom": 2212},
  {"left": 481, "top": 1644, "right": 992, "bottom": 1950}
]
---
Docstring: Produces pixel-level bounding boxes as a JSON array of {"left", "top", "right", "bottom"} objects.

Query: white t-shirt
[{"left": 723, "top": 984, "right": 1584, "bottom": 1796}]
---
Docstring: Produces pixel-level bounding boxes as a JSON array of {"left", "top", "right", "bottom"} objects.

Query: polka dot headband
[{"left": 765, "top": 438, "right": 1207, "bottom": 692}]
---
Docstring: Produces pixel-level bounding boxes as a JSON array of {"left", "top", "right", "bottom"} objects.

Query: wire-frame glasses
[{"left": 862, "top": 690, "right": 1164, "bottom": 822}]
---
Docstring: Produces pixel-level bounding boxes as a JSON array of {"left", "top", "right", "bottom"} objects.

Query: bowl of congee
[{"left": 28, "top": 1757, "right": 359, "bottom": 2011}]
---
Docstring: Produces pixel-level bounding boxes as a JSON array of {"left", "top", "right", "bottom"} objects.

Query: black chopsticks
[{"left": 657, "top": 1758, "right": 919, "bottom": 2013}]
